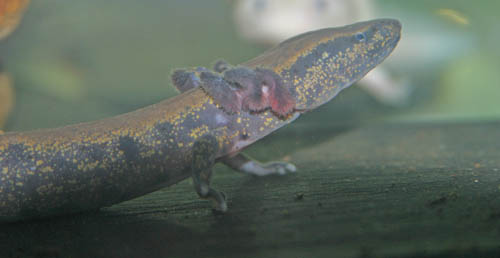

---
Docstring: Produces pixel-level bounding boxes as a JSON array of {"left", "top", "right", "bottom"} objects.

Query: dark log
[{"left": 1, "top": 120, "right": 500, "bottom": 258}]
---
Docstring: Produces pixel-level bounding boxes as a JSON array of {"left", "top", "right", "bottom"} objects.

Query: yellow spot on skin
[
  {"left": 140, "top": 149, "right": 156, "bottom": 158},
  {"left": 36, "top": 183, "right": 54, "bottom": 195},
  {"left": 2, "top": 167, "right": 7, "bottom": 174},
  {"left": 16, "top": 182, "right": 23, "bottom": 187},
  {"left": 264, "top": 117, "right": 274, "bottom": 127},
  {"left": 189, "top": 125, "right": 209, "bottom": 140},
  {"left": 36, "top": 160, "right": 44, "bottom": 166},
  {"left": 77, "top": 160, "right": 100, "bottom": 172},
  {"left": 178, "top": 142, "right": 184, "bottom": 148},
  {"left": 40, "top": 166, "right": 54, "bottom": 173},
  {"left": 237, "top": 117, "right": 241, "bottom": 124}
]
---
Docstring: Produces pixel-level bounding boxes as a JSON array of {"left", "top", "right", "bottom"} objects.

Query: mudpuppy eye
[{"left": 355, "top": 32, "right": 366, "bottom": 42}]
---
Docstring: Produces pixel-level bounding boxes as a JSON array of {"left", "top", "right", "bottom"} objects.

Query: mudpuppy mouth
[
  {"left": 294, "top": 107, "right": 310, "bottom": 114},
  {"left": 230, "top": 138, "right": 254, "bottom": 155}
]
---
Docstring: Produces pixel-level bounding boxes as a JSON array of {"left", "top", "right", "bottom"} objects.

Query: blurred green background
[{"left": 0, "top": 0, "right": 498, "bottom": 131}]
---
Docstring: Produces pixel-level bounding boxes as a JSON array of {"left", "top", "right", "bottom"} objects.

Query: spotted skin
[{"left": 0, "top": 19, "right": 401, "bottom": 222}]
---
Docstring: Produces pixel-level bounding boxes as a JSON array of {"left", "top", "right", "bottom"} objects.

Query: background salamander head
[{"left": 245, "top": 19, "right": 402, "bottom": 111}]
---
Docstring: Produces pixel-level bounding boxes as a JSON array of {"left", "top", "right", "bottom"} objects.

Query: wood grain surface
[{"left": 1, "top": 119, "right": 499, "bottom": 258}]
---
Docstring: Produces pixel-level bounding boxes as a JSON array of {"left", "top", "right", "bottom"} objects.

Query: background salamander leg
[
  {"left": 0, "top": 69, "right": 13, "bottom": 129},
  {"left": 191, "top": 135, "right": 228, "bottom": 212},
  {"left": 223, "top": 153, "right": 296, "bottom": 176}
]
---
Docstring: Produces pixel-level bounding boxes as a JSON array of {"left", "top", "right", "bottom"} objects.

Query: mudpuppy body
[{"left": 0, "top": 19, "right": 401, "bottom": 222}]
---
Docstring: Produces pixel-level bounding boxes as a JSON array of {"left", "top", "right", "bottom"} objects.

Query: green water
[
  {"left": 0, "top": 0, "right": 498, "bottom": 130},
  {"left": 1, "top": 2, "right": 500, "bottom": 258}
]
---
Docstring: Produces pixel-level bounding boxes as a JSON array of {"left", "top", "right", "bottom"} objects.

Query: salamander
[{"left": 0, "top": 19, "right": 401, "bottom": 222}]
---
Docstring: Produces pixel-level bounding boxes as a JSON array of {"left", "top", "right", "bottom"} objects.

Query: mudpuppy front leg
[
  {"left": 222, "top": 153, "right": 296, "bottom": 176},
  {"left": 191, "top": 135, "right": 228, "bottom": 212}
]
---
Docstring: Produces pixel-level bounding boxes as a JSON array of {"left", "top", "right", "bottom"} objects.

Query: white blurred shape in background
[{"left": 232, "top": 0, "right": 472, "bottom": 107}]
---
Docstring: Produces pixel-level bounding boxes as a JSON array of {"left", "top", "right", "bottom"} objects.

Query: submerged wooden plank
[{"left": 1, "top": 120, "right": 500, "bottom": 258}]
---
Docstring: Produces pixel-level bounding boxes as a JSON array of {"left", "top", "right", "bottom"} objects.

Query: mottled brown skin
[
  {"left": 0, "top": 0, "right": 30, "bottom": 128},
  {"left": 0, "top": 19, "right": 401, "bottom": 222},
  {"left": 0, "top": 0, "right": 30, "bottom": 39}
]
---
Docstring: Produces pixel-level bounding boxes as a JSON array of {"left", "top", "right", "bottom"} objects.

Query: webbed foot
[{"left": 223, "top": 153, "right": 297, "bottom": 176}]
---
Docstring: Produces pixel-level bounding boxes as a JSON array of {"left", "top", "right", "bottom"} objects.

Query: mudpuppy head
[{"left": 245, "top": 18, "right": 402, "bottom": 111}]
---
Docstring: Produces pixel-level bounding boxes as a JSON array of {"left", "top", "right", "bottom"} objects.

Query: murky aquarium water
[{"left": 0, "top": 1, "right": 499, "bottom": 257}]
